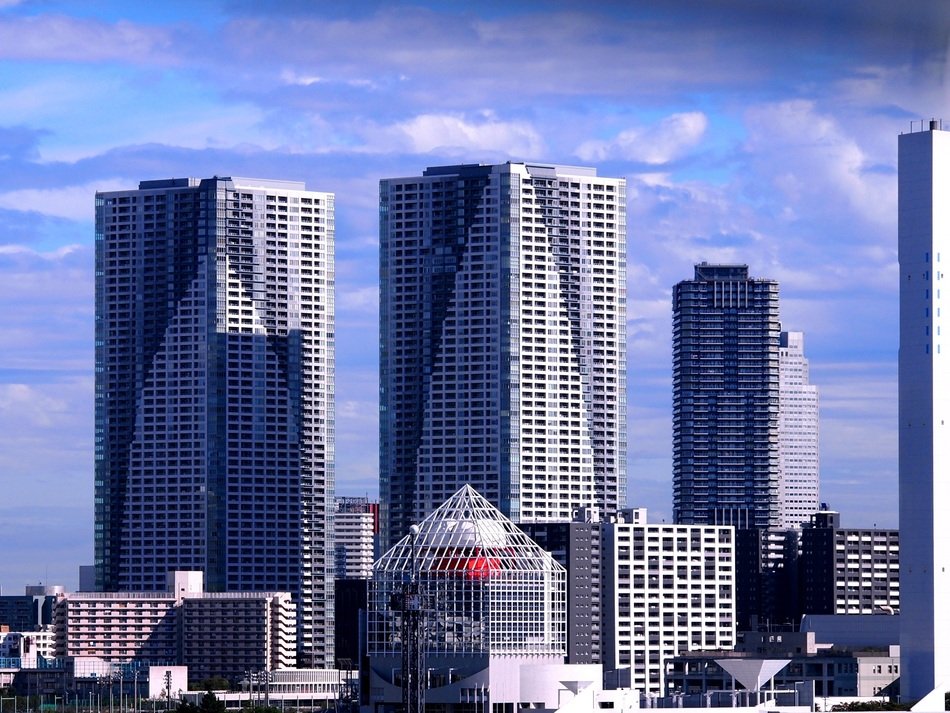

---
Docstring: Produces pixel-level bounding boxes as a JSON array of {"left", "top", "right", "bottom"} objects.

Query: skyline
[{"left": 2, "top": 0, "right": 948, "bottom": 592}]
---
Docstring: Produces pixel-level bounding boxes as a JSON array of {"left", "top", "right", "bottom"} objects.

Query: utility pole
[{"left": 391, "top": 524, "right": 426, "bottom": 713}]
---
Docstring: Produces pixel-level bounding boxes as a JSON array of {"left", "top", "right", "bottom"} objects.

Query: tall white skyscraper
[
  {"left": 95, "top": 177, "right": 335, "bottom": 666},
  {"left": 778, "top": 330, "right": 820, "bottom": 528},
  {"left": 379, "top": 163, "right": 627, "bottom": 546},
  {"left": 898, "top": 122, "right": 950, "bottom": 702}
]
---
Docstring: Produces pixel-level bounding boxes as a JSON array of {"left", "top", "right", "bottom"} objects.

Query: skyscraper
[
  {"left": 379, "top": 162, "right": 626, "bottom": 546},
  {"left": 778, "top": 330, "right": 820, "bottom": 528},
  {"left": 898, "top": 121, "right": 950, "bottom": 702},
  {"left": 94, "top": 177, "right": 335, "bottom": 666},
  {"left": 672, "top": 263, "right": 780, "bottom": 528}
]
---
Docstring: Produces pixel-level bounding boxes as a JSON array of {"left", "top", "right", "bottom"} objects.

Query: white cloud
[
  {"left": 338, "top": 285, "right": 378, "bottom": 313},
  {"left": 742, "top": 100, "right": 896, "bottom": 231},
  {"left": 576, "top": 112, "right": 709, "bottom": 164},
  {"left": 0, "top": 180, "right": 130, "bottom": 220},
  {"left": 0, "top": 244, "right": 83, "bottom": 259},
  {"left": 360, "top": 113, "right": 544, "bottom": 157},
  {"left": 0, "top": 15, "right": 176, "bottom": 64},
  {"left": 0, "top": 383, "right": 69, "bottom": 428}
]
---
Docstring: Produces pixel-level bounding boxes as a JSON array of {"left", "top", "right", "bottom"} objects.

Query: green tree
[{"left": 199, "top": 692, "right": 227, "bottom": 713}]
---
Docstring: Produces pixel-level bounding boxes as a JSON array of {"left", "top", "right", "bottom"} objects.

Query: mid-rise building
[
  {"left": 601, "top": 508, "right": 735, "bottom": 696},
  {"left": 334, "top": 497, "right": 378, "bottom": 580},
  {"left": 672, "top": 263, "right": 780, "bottom": 529},
  {"left": 94, "top": 177, "right": 335, "bottom": 666},
  {"left": 53, "top": 571, "right": 295, "bottom": 683},
  {"left": 778, "top": 331, "right": 820, "bottom": 528},
  {"left": 0, "top": 585, "right": 61, "bottom": 631},
  {"left": 379, "top": 163, "right": 626, "bottom": 546},
  {"left": 734, "top": 527, "right": 799, "bottom": 631},
  {"left": 800, "top": 510, "right": 899, "bottom": 616},
  {"left": 521, "top": 508, "right": 603, "bottom": 664},
  {"left": 898, "top": 120, "right": 950, "bottom": 702}
]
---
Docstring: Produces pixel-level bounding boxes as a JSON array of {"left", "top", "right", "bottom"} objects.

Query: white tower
[
  {"left": 778, "top": 330, "right": 820, "bottom": 528},
  {"left": 379, "top": 163, "right": 627, "bottom": 546},
  {"left": 899, "top": 121, "right": 950, "bottom": 701}
]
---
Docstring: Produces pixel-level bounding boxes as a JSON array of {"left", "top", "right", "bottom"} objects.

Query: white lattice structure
[
  {"left": 368, "top": 486, "right": 584, "bottom": 712},
  {"left": 370, "top": 485, "right": 566, "bottom": 657}
]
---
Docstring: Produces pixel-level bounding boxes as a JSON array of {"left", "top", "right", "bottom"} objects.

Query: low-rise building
[{"left": 666, "top": 629, "right": 900, "bottom": 700}]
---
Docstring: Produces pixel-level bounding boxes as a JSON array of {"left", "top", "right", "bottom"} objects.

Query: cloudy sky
[{"left": 1, "top": 0, "right": 947, "bottom": 593}]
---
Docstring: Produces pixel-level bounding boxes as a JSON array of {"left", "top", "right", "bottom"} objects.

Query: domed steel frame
[{"left": 369, "top": 485, "right": 567, "bottom": 658}]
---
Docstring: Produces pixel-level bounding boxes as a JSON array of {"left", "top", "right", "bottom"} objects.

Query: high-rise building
[
  {"left": 379, "top": 162, "right": 627, "bottom": 546},
  {"left": 672, "top": 263, "right": 780, "bottom": 529},
  {"left": 778, "top": 331, "right": 820, "bottom": 528},
  {"left": 522, "top": 509, "right": 604, "bottom": 665},
  {"left": 334, "top": 497, "right": 379, "bottom": 580},
  {"left": 898, "top": 121, "right": 950, "bottom": 701},
  {"left": 94, "top": 177, "right": 335, "bottom": 666}
]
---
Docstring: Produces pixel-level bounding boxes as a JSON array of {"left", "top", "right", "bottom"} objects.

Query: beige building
[{"left": 53, "top": 571, "right": 295, "bottom": 683}]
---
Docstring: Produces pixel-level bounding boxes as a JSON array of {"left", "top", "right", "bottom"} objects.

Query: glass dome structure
[{"left": 368, "top": 485, "right": 567, "bottom": 658}]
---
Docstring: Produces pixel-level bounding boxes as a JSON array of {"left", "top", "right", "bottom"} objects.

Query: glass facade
[{"left": 94, "top": 177, "right": 335, "bottom": 666}]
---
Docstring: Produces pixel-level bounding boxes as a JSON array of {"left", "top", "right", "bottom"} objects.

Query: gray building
[
  {"left": 379, "top": 163, "right": 627, "bottom": 547},
  {"left": 94, "top": 177, "right": 335, "bottom": 666},
  {"left": 799, "top": 510, "right": 899, "bottom": 616},
  {"left": 672, "top": 263, "right": 781, "bottom": 529},
  {"left": 522, "top": 509, "right": 603, "bottom": 664}
]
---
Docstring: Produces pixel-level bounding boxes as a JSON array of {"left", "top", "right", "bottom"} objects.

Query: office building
[
  {"left": 379, "top": 163, "right": 626, "bottom": 546},
  {"left": 734, "top": 527, "right": 799, "bottom": 631},
  {"left": 94, "top": 177, "right": 335, "bottom": 666},
  {"left": 672, "top": 263, "right": 780, "bottom": 529},
  {"left": 601, "top": 508, "right": 735, "bottom": 696},
  {"left": 799, "top": 510, "right": 899, "bottom": 616},
  {"left": 778, "top": 331, "right": 820, "bottom": 528},
  {"left": 898, "top": 121, "right": 950, "bottom": 702}
]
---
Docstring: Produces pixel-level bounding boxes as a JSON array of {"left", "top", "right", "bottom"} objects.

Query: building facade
[
  {"left": 94, "top": 177, "right": 334, "bottom": 666},
  {"left": 334, "top": 497, "right": 378, "bottom": 580},
  {"left": 53, "top": 571, "right": 296, "bottom": 683},
  {"left": 379, "top": 163, "right": 626, "bottom": 546},
  {"left": 672, "top": 263, "right": 781, "bottom": 529},
  {"left": 601, "top": 508, "right": 735, "bottom": 696},
  {"left": 521, "top": 509, "right": 603, "bottom": 664},
  {"left": 898, "top": 121, "right": 950, "bottom": 702},
  {"left": 778, "top": 331, "right": 820, "bottom": 529},
  {"left": 800, "top": 511, "right": 900, "bottom": 616},
  {"left": 0, "top": 585, "right": 61, "bottom": 631}
]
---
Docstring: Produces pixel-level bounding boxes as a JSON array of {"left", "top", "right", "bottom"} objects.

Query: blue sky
[{"left": 1, "top": 0, "right": 947, "bottom": 593}]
